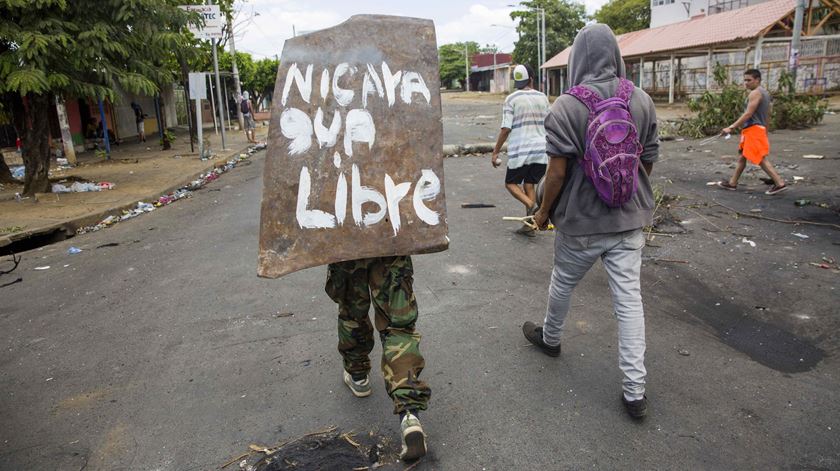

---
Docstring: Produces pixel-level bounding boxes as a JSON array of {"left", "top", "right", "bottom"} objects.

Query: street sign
[
  {"left": 258, "top": 15, "right": 448, "bottom": 278},
  {"left": 179, "top": 5, "right": 223, "bottom": 40},
  {"left": 188, "top": 72, "right": 207, "bottom": 100}
]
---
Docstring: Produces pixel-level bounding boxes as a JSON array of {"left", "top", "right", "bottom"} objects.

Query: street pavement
[{"left": 1, "top": 126, "right": 839, "bottom": 469}]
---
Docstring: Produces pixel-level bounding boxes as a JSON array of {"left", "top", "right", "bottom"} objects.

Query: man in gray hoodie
[{"left": 522, "top": 24, "right": 659, "bottom": 419}]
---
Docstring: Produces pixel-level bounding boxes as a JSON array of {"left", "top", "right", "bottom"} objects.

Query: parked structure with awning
[{"left": 543, "top": 0, "right": 840, "bottom": 101}]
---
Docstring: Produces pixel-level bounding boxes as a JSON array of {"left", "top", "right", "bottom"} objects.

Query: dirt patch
[{"left": 227, "top": 427, "right": 404, "bottom": 471}]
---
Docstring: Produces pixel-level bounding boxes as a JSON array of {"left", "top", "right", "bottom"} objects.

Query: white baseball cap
[{"left": 513, "top": 64, "right": 530, "bottom": 89}]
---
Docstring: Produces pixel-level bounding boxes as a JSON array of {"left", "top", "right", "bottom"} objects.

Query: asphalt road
[{"left": 1, "top": 128, "right": 839, "bottom": 470}]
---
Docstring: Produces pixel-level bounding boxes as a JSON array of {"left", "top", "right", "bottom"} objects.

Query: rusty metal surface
[{"left": 258, "top": 15, "right": 448, "bottom": 278}]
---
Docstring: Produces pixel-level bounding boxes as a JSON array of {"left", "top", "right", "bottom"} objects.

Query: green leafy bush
[
  {"left": 680, "top": 64, "right": 745, "bottom": 137},
  {"left": 770, "top": 71, "right": 827, "bottom": 129}
]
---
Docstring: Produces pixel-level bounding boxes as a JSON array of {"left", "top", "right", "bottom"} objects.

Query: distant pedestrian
[
  {"left": 325, "top": 256, "right": 430, "bottom": 461},
  {"left": 240, "top": 92, "right": 257, "bottom": 143},
  {"left": 524, "top": 24, "right": 659, "bottom": 420},
  {"left": 492, "top": 64, "right": 550, "bottom": 236},
  {"left": 717, "top": 69, "right": 787, "bottom": 195},
  {"left": 130, "top": 101, "right": 146, "bottom": 143}
]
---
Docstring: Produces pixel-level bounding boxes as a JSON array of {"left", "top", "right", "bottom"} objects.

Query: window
[{"left": 652, "top": 0, "right": 675, "bottom": 6}]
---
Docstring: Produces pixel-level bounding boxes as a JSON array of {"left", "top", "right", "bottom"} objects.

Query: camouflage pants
[{"left": 325, "top": 256, "right": 431, "bottom": 414}]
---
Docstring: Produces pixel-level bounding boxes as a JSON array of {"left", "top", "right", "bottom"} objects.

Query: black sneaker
[
  {"left": 622, "top": 394, "right": 648, "bottom": 420},
  {"left": 522, "top": 321, "right": 560, "bottom": 357}
]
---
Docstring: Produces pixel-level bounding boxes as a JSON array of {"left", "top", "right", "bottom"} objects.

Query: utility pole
[
  {"left": 210, "top": 0, "right": 227, "bottom": 150},
  {"left": 227, "top": 13, "right": 244, "bottom": 130},
  {"left": 540, "top": 8, "right": 546, "bottom": 94},
  {"left": 465, "top": 44, "right": 470, "bottom": 92},
  {"left": 790, "top": 0, "right": 806, "bottom": 93}
]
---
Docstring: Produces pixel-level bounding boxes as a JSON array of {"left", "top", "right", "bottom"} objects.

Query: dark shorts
[{"left": 505, "top": 163, "right": 546, "bottom": 185}]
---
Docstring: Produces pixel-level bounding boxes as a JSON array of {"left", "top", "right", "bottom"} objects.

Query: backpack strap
[
  {"left": 616, "top": 78, "right": 635, "bottom": 104},
  {"left": 566, "top": 85, "right": 602, "bottom": 115}
]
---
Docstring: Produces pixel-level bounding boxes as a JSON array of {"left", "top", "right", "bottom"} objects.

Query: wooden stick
[
  {"left": 713, "top": 200, "right": 840, "bottom": 231},
  {"left": 650, "top": 258, "right": 689, "bottom": 264}
]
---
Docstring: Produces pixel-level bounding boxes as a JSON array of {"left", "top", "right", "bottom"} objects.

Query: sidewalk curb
[{"left": 0, "top": 145, "right": 253, "bottom": 249}]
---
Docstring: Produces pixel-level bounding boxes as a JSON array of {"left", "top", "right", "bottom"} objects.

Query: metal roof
[{"left": 543, "top": 0, "right": 795, "bottom": 69}]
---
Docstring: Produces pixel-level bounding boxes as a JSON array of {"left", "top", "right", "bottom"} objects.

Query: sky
[{"left": 232, "top": 0, "right": 609, "bottom": 59}]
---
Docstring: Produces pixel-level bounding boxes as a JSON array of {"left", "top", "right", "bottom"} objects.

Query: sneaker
[
  {"left": 399, "top": 411, "right": 426, "bottom": 461},
  {"left": 515, "top": 225, "right": 536, "bottom": 237},
  {"left": 716, "top": 181, "right": 737, "bottom": 190},
  {"left": 521, "top": 321, "right": 560, "bottom": 357},
  {"left": 765, "top": 184, "right": 788, "bottom": 195},
  {"left": 622, "top": 394, "right": 648, "bottom": 420},
  {"left": 343, "top": 371, "right": 371, "bottom": 398}
]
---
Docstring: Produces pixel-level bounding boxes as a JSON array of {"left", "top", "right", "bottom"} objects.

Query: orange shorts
[{"left": 739, "top": 125, "right": 770, "bottom": 165}]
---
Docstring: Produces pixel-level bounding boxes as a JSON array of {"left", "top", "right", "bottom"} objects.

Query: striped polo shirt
[{"left": 501, "top": 88, "right": 550, "bottom": 169}]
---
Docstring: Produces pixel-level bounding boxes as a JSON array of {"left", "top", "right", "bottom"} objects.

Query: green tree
[
  {"left": 0, "top": 0, "right": 198, "bottom": 195},
  {"left": 248, "top": 58, "right": 279, "bottom": 110},
  {"left": 511, "top": 0, "right": 586, "bottom": 88},
  {"left": 593, "top": 0, "right": 650, "bottom": 34},
  {"left": 438, "top": 41, "right": 480, "bottom": 89}
]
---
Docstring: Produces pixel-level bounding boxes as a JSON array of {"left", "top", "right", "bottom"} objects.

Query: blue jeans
[{"left": 543, "top": 228, "right": 647, "bottom": 400}]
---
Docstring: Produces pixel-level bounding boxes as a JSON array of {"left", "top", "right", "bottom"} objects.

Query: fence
[{"left": 629, "top": 36, "right": 840, "bottom": 97}]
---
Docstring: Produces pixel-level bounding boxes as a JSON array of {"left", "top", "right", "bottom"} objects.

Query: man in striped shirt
[{"left": 492, "top": 64, "right": 550, "bottom": 236}]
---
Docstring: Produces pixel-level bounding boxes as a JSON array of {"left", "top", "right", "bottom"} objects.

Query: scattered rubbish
[
  {"left": 56, "top": 158, "right": 68, "bottom": 166},
  {"left": 755, "top": 306, "right": 768, "bottom": 310},
  {"left": 274, "top": 312, "right": 294, "bottom": 318},
  {"left": 713, "top": 200, "right": 840, "bottom": 230},
  {"left": 749, "top": 208, "right": 762, "bottom": 213},
  {"left": 741, "top": 237, "right": 756, "bottom": 248},
  {"left": 0, "top": 226, "right": 24, "bottom": 235},
  {"left": 817, "top": 202, "right": 831, "bottom": 209},
  {"left": 809, "top": 262, "right": 832, "bottom": 269},
  {"left": 10, "top": 166, "right": 24, "bottom": 180},
  {"left": 705, "top": 181, "right": 718, "bottom": 186},
  {"left": 791, "top": 233, "right": 809, "bottom": 239},
  {"left": 34, "top": 266, "right": 50, "bottom": 270},
  {"left": 678, "top": 349, "right": 690, "bottom": 356},
  {"left": 802, "top": 154, "right": 824, "bottom": 159},
  {"left": 651, "top": 258, "right": 689, "bottom": 264},
  {"left": 793, "top": 176, "right": 805, "bottom": 181},
  {"left": 794, "top": 199, "right": 811, "bottom": 207},
  {"left": 75, "top": 146, "right": 264, "bottom": 235},
  {"left": 461, "top": 203, "right": 496, "bottom": 208},
  {"left": 51, "top": 181, "right": 115, "bottom": 193},
  {"left": 67, "top": 247, "right": 82, "bottom": 255}
]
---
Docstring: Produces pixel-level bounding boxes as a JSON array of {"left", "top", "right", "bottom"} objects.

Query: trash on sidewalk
[
  {"left": 793, "top": 176, "right": 805, "bottom": 181},
  {"left": 794, "top": 199, "right": 811, "bottom": 207},
  {"left": 741, "top": 237, "right": 756, "bottom": 248},
  {"left": 77, "top": 148, "right": 260, "bottom": 235},
  {"left": 791, "top": 232, "right": 809, "bottom": 239},
  {"left": 67, "top": 247, "right": 82, "bottom": 255},
  {"left": 51, "top": 181, "right": 116, "bottom": 193},
  {"left": 802, "top": 154, "right": 824, "bottom": 159},
  {"left": 461, "top": 203, "right": 496, "bottom": 208},
  {"left": 34, "top": 266, "right": 50, "bottom": 270},
  {"left": 11, "top": 166, "right": 24, "bottom": 180}
]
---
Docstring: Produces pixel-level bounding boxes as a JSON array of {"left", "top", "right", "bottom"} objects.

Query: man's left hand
[{"left": 721, "top": 126, "right": 733, "bottom": 135}]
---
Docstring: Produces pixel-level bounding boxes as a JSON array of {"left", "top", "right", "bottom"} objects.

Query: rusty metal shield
[{"left": 258, "top": 15, "right": 448, "bottom": 278}]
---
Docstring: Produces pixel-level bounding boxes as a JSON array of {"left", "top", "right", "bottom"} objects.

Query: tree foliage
[
  {"left": 511, "top": 0, "right": 586, "bottom": 88},
  {"left": 0, "top": 0, "right": 200, "bottom": 195},
  {"left": 593, "top": 0, "right": 650, "bottom": 35},
  {"left": 438, "top": 42, "right": 480, "bottom": 89}
]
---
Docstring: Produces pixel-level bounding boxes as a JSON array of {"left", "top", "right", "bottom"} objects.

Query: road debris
[
  {"left": 51, "top": 181, "right": 115, "bottom": 193},
  {"left": 77, "top": 146, "right": 262, "bottom": 235},
  {"left": 34, "top": 266, "right": 50, "bottom": 270},
  {"left": 741, "top": 237, "right": 756, "bottom": 247},
  {"left": 794, "top": 199, "right": 811, "bottom": 207},
  {"left": 461, "top": 203, "right": 496, "bottom": 208},
  {"left": 802, "top": 154, "right": 825, "bottom": 159},
  {"left": 792, "top": 233, "right": 809, "bottom": 239},
  {"left": 67, "top": 247, "right": 82, "bottom": 254}
]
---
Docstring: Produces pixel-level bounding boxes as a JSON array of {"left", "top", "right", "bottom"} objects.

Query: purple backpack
[{"left": 567, "top": 78, "right": 642, "bottom": 208}]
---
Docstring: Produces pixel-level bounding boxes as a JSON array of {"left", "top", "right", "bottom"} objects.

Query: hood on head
[{"left": 568, "top": 23, "right": 625, "bottom": 87}]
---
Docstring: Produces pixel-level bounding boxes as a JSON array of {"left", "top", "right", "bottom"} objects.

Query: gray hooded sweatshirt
[{"left": 545, "top": 24, "right": 659, "bottom": 236}]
